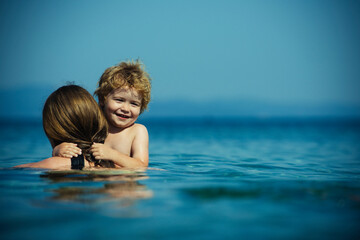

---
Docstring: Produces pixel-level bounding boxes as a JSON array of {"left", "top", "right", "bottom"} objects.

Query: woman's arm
[{"left": 14, "top": 157, "right": 71, "bottom": 169}]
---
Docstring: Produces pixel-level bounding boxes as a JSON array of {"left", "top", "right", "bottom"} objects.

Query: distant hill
[
  {"left": 145, "top": 99, "right": 360, "bottom": 118},
  {"left": 1, "top": 87, "right": 360, "bottom": 120}
]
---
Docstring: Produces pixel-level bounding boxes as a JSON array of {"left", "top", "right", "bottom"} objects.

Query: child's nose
[{"left": 121, "top": 102, "right": 130, "bottom": 112}]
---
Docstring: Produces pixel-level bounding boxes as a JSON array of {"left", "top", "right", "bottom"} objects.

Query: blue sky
[{"left": 1, "top": 0, "right": 359, "bottom": 118}]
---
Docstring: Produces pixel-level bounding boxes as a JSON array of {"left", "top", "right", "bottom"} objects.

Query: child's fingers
[
  {"left": 63, "top": 144, "right": 81, "bottom": 153},
  {"left": 91, "top": 150, "right": 102, "bottom": 160},
  {"left": 90, "top": 146, "right": 104, "bottom": 160},
  {"left": 60, "top": 148, "right": 81, "bottom": 158},
  {"left": 89, "top": 145, "right": 95, "bottom": 153},
  {"left": 69, "top": 146, "right": 82, "bottom": 155},
  {"left": 61, "top": 153, "right": 76, "bottom": 158},
  {"left": 54, "top": 143, "right": 81, "bottom": 156},
  {"left": 89, "top": 147, "right": 98, "bottom": 156},
  {"left": 65, "top": 146, "right": 81, "bottom": 154},
  {"left": 91, "top": 143, "right": 101, "bottom": 148},
  {"left": 60, "top": 142, "right": 77, "bottom": 148},
  {"left": 90, "top": 143, "right": 103, "bottom": 152},
  {"left": 62, "top": 153, "right": 75, "bottom": 158}
]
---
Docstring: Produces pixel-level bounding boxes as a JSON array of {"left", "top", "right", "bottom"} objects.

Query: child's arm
[
  {"left": 52, "top": 142, "right": 82, "bottom": 158},
  {"left": 90, "top": 125, "right": 149, "bottom": 168}
]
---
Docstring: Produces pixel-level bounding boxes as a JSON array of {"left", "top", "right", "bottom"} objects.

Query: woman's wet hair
[{"left": 43, "top": 85, "right": 113, "bottom": 167}]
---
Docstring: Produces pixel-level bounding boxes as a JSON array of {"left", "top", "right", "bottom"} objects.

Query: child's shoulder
[
  {"left": 125, "top": 123, "right": 148, "bottom": 139},
  {"left": 113, "top": 124, "right": 148, "bottom": 140},
  {"left": 130, "top": 123, "right": 148, "bottom": 134}
]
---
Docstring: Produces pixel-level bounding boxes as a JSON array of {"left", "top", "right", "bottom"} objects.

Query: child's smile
[
  {"left": 103, "top": 87, "right": 142, "bottom": 131},
  {"left": 116, "top": 113, "right": 130, "bottom": 119}
]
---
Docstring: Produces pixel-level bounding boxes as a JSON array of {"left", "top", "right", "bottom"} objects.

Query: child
[{"left": 53, "top": 60, "right": 151, "bottom": 169}]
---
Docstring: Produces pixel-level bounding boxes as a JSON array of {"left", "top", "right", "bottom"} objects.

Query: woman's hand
[{"left": 52, "top": 142, "right": 82, "bottom": 158}]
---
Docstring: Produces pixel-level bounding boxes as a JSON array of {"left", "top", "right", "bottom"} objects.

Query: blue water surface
[{"left": 0, "top": 118, "right": 360, "bottom": 240}]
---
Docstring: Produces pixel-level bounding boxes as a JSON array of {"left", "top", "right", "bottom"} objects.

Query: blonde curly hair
[{"left": 94, "top": 60, "right": 152, "bottom": 114}]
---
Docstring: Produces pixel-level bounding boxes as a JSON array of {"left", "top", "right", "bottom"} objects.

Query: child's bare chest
[{"left": 104, "top": 130, "right": 135, "bottom": 156}]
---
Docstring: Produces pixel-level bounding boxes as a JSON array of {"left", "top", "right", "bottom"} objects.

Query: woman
[{"left": 15, "top": 85, "right": 115, "bottom": 169}]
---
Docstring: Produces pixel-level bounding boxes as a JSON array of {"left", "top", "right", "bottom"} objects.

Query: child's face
[{"left": 103, "top": 87, "right": 142, "bottom": 130}]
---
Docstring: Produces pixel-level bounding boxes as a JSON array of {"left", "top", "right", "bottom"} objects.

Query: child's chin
[{"left": 116, "top": 121, "right": 134, "bottom": 129}]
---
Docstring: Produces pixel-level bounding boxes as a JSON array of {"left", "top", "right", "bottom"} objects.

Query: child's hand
[
  {"left": 90, "top": 143, "right": 115, "bottom": 161},
  {"left": 52, "top": 142, "right": 82, "bottom": 158}
]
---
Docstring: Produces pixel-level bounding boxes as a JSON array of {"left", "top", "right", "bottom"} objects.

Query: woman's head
[{"left": 43, "top": 85, "right": 108, "bottom": 163}]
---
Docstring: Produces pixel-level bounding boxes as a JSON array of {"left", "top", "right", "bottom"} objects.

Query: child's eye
[
  {"left": 131, "top": 102, "right": 140, "bottom": 107},
  {"left": 115, "top": 98, "right": 125, "bottom": 102}
]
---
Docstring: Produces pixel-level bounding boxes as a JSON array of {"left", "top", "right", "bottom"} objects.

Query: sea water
[{"left": 0, "top": 118, "right": 360, "bottom": 240}]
